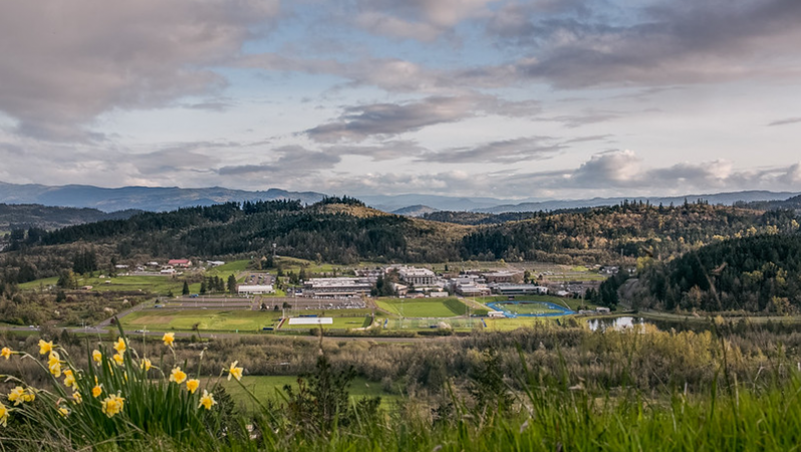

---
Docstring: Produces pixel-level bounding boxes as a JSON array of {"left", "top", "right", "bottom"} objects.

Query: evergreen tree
[
  {"left": 227, "top": 274, "right": 237, "bottom": 295},
  {"left": 182, "top": 281, "right": 190, "bottom": 295}
]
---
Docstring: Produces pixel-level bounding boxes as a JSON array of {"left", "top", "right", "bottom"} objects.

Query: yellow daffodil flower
[
  {"left": 169, "top": 367, "right": 187, "bottom": 384},
  {"left": 199, "top": 390, "right": 216, "bottom": 410},
  {"left": 162, "top": 332, "right": 175, "bottom": 347},
  {"left": 100, "top": 394, "right": 125, "bottom": 418},
  {"left": 38, "top": 340, "right": 53, "bottom": 355},
  {"left": 63, "top": 369, "right": 77, "bottom": 390},
  {"left": 113, "top": 337, "right": 126, "bottom": 354},
  {"left": 22, "top": 388, "right": 35, "bottom": 403},
  {"left": 113, "top": 353, "right": 124, "bottom": 366},
  {"left": 0, "top": 401, "right": 8, "bottom": 427},
  {"left": 73, "top": 392, "right": 82, "bottom": 404},
  {"left": 140, "top": 358, "right": 152, "bottom": 371},
  {"left": 186, "top": 379, "right": 200, "bottom": 394},
  {"left": 227, "top": 361, "right": 243, "bottom": 381},
  {"left": 92, "top": 385, "right": 103, "bottom": 398},
  {"left": 1, "top": 347, "right": 11, "bottom": 360},
  {"left": 58, "top": 407, "right": 70, "bottom": 417},
  {"left": 7, "top": 387, "right": 24, "bottom": 406},
  {"left": 92, "top": 349, "right": 102, "bottom": 363}
]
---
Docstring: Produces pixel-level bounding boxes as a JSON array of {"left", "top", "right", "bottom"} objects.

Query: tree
[
  {"left": 200, "top": 280, "right": 207, "bottom": 295},
  {"left": 227, "top": 274, "right": 237, "bottom": 295},
  {"left": 182, "top": 281, "right": 190, "bottom": 296}
]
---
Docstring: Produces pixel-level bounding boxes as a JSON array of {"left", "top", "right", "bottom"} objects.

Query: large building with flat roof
[
  {"left": 397, "top": 267, "right": 436, "bottom": 286},
  {"left": 302, "top": 278, "right": 372, "bottom": 298}
]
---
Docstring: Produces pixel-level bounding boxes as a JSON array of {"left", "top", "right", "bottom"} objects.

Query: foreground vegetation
[{"left": 2, "top": 320, "right": 801, "bottom": 450}]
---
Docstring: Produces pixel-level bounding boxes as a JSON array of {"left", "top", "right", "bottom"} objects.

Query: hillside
[
  {"left": 0, "top": 204, "right": 139, "bottom": 232},
  {"left": 3, "top": 199, "right": 798, "bottom": 286},
  {"left": 458, "top": 201, "right": 800, "bottom": 264},
  {"left": 391, "top": 205, "right": 439, "bottom": 217},
  {"left": 735, "top": 194, "right": 801, "bottom": 212},
  {"left": 0, "top": 181, "right": 325, "bottom": 212},
  {"left": 637, "top": 233, "right": 801, "bottom": 313}
]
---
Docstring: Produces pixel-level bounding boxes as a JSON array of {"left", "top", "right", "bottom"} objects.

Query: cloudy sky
[{"left": 1, "top": 0, "right": 800, "bottom": 200}]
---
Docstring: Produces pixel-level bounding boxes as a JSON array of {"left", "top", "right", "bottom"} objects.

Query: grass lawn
[
  {"left": 208, "top": 375, "right": 400, "bottom": 412},
  {"left": 19, "top": 274, "right": 202, "bottom": 296},
  {"left": 481, "top": 316, "right": 554, "bottom": 331},
  {"left": 206, "top": 260, "right": 251, "bottom": 277},
  {"left": 375, "top": 298, "right": 468, "bottom": 318},
  {"left": 121, "top": 310, "right": 283, "bottom": 332},
  {"left": 280, "top": 316, "right": 372, "bottom": 330}
]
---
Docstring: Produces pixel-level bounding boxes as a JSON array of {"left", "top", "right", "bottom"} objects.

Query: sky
[{"left": 0, "top": 0, "right": 800, "bottom": 201}]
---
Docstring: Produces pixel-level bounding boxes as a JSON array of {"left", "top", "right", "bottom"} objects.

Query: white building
[
  {"left": 303, "top": 278, "right": 372, "bottom": 298},
  {"left": 397, "top": 267, "right": 436, "bottom": 286},
  {"left": 238, "top": 285, "right": 275, "bottom": 295}
]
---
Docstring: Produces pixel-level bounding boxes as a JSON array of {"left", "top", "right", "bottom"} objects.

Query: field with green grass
[
  {"left": 19, "top": 274, "right": 202, "bottom": 295},
  {"left": 120, "top": 309, "right": 283, "bottom": 332},
  {"left": 207, "top": 375, "right": 400, "bottom": 412},
  {"left": 375, "top": 297, "right": 468, "bottom": 318},
  {"left": 280, "top": 316, "right": 373, "bottom": 330}
]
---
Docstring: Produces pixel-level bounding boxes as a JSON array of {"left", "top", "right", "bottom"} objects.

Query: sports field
[
  {"left": 495, "top": 302, "right": 564, "bottom": 316},
  {"left": 120, "top": 309, "right": 283, "bottom": 332},
  {"left": 375, "top": 298, "right": 468, "bottom": 318}
]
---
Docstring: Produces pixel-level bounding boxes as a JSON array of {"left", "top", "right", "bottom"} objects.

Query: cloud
[
  {"left": 325, "top": 140, "right": 428, "bottom": 161},
  {"left": 420, "top": 137, "right": 563, "bottom": 164},
  {"left": 305, "top": 96, "right": 477, "bottom": 142},
  {"left": 217, "top": 145, "right": 340, "bottom": 177},
  {"left": 0, "top": 0, "right": 279, "bottom": 140},
  {"left": 480, "top": 0, "right": 801, "bottom": 88},
  {"left": 305, "top": 94, "right": 540, "bottom": 142},
  {"left": 768, "top": 117, "right": 801, "bottom": 127},
  {"left": 352, "top": 0, "right": 493, "bottom": 41}
]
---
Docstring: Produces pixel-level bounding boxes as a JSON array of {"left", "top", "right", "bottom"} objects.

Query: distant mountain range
[
  {"left": 0, "top": 204, "right": 140, "bottom": 232},
  {"left": 0, "top": 181, "right": 797, "bottom": 214},
  {"left": 473, "top": 191, "right": 801, "bottom": 214},
  {"left": 0, "top": 182, "right": 326, "bottom": 212}
]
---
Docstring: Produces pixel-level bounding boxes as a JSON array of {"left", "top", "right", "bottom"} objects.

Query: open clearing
[
  {"left": 375, "top": 298, "right": 468, "bottom": 318},
  {"left": 209, "top": 375, "right": 400, "bottom": 412}
]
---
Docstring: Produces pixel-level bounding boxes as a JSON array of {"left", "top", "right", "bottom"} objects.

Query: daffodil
[
  {"left": 38, "top": 339, "right": 53, "bottom": 355},
  {"left": 140, "top": 357, "right": 152, "bottom": 371},
  {"left": 162, "top": 332, "right": 175, "bottom": 347},
  {"left": 92, "top": 384, "right": 103, "bottom": 398},
  {"left": 1, "top": 347, "right": 12, "bottom": 360},
  {"left": 58, "top": 407, "right": 70, "bottom": 417},
  {"left": 186, "top": 379, "right": 200, "bottom": 394},
  {"left": 92, "top": 349, "right": 102, "bottom": 363},
  {"left": 113, "top": 337, "right": 126, "bottom": 354},
  {"left": 113, "top": 353, "right": 124, "bottom": 366},
  {"left": 7, "top": 387, "right": 25, "bottom": 406},
  {"left": 73, "top": 392, "right": 82, "bottom": 404},
  {"left": 23, "top": 388, "right": 35, "bottom": 403},
  {"left": 100, "top": 394, "right": 125, "bottom": 418},
  {"left": 63, "top": 369, "right": 77, "bottom": 390},
  {"left": 199, "top": 390, "right": 216, "bottom": 410},
  {"left": 48, "top": 352, "right": 62, "bottom": 377},
  {"left": 169, "top": 366, "right": 187, "bottom": 384},
  {"left": 0, "top": 401, "right": 8, "bottom": 427},
  {"left": 227, "top": 361, "right": 243, "bottom": 381}
]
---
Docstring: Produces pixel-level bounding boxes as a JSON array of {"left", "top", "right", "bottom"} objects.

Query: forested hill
[
  {"left": 3, "top": 199, "right": 799, "bottom": 286},
  {"left": 13, "top": 197, "right": 467, "bottom": 265},
  {"left": 0, "top": 204, "right": 139, "bottom": 232},
  {"left": 735, "top": 194, "right": 801, "bottom": 212},
  {"left": 638, "top": 233, "right": 801, "bottom": 313},
  {"left": 458, "top": 201, "right": 800, "bottom": 264}
]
